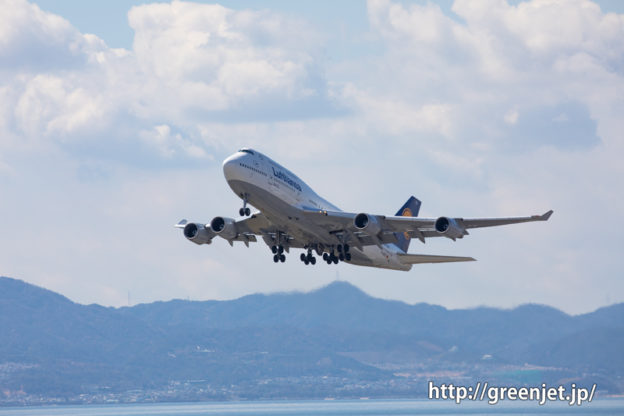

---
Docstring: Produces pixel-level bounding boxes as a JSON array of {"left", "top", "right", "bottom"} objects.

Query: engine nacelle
[
  {"left": 183, "top": 223, "right": 214, "bottom": 245},
  {"left": 353, "top": 213, "right": 382, "bottom": 235},
  {"left": 434, "top": 216, "right": 465, "bottom": 239},
  {"left": 210, "top": 216, "right": 238, "bottom": 240}
]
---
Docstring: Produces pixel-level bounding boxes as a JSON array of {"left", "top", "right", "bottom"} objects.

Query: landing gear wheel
[
  {"left": 337, "top": 245, "right": 343, "bottom": 253},
  {"left": 333, "top": 256, "right": 339, "bottom": 264},
  {"left": 345, "top": 253, "right": 352, "bottom": 261},
  {"left": 280, "top": 254, "right": 286, "bottom": 262},
  {"left": 310, "top": 257, "right": 316, "bottom": 265},
  {"left": 300, "top": 253, "right": 306, "bottom": 262},
  {"left": 303, "top": 258, "right": 309, "bottom": 265},
  {"left": 271, "top": 245, "right": 277, "bottom": 254},
  {"left": 278, "top": 245, "right": 284, "bottom": 254},
  {"left": 273, "top": 255, "right": 279, "bottom": 263},
  {"left": 322, "top": 253, "right": 329, "bottom": 261},
  {"left": 344, "top": 244, "right": 350, "bottom": 253},
  {"left": 240, "top": 193, "right": 251, "bottom": 217},
  {"left": 339, "top": 253, "right": 344, "bottom": 261}
]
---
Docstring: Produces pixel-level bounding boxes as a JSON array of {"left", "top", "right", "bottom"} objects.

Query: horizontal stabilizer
[{"left": 398, "top": 253, "right": 476, "bottom": 264}]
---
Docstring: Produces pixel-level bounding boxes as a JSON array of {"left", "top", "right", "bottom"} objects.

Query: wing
[
  {"left": 302, "top": 209, "right": 553, "bottom": 246},
  {"left": 402, "top": 210, "right": 554, "bottom": 240},
  {"left": 234, "top": 213, "right": 272, "bottom": 235},
  {"left": 235, "top": 213, "right": 304, "bottom": 249},
  {"left": 176, "top": 213, "right": 307, "bottom": 249},
  {"left": 446, "top": 210, "right": 554, "bottom": 229},
  {"left": 397, "top": 253, "right": 475, "bottom": 264},
  {"left": 174, "top": 216, "right": 263, "bottom": 246}
]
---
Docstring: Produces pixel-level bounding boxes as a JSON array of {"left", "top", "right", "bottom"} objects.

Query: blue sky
[{"left": 1, "top": 0, "right": 623, "bottom": 313}]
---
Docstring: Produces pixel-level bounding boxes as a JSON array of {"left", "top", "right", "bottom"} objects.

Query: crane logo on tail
[{"left": 401, "top": 208, "right": 413, "bottom": 240}]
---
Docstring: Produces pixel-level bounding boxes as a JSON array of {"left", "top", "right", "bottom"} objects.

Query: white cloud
[
  {"left": 0, "top": 0, "right": 339, "bottom": 307},
  {"left": 127, "top": 1, "right": 326, "bottom": 118},
  {"left": 0, "top": 0, "right": 332, "bottom": 160},
  {"left": 344, "top": 0, "right": 624, "bottom": 312},
  {"left": 139, "top": 124, "right": 208, "bottom": 159},
  {"left": 1, "top": 0, "right": 623, "bottom": 314},
  {"left": 504, "top": 109, "right": 519, "bottom": 125},
  {"left": 13, "top": 74, "right": 106, "bottom": 138},
  {"left": 0, "top": 0, "right": 102, "bottom": 71}
]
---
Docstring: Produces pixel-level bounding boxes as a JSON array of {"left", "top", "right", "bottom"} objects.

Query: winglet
[
  {"left": 530, "top": 210, "right": 553, "bottom": 221},
  {"left": 174, "top": 219, "right": 188, "bottom": 228}
]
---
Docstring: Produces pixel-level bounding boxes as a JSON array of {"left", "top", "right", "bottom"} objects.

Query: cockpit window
[{"left": 238, "top": 149, "right": 255, "bottom": 155}]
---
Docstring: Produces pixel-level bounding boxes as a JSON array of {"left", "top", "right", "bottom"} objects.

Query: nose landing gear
[{"left": 239, "top": 193, "right": 251, "bottom": 216}]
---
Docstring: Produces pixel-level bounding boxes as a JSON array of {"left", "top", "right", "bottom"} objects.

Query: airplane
[{"left": 176, "top": 148, "right": 553, "bottom": 271}]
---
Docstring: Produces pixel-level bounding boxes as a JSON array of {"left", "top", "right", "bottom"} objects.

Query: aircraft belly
[
  {"left": 351, "top": 246, "right": 412, "bottom": 271},
  {"left": 227, "top": 179, "right": 329, "bottom": 244}
]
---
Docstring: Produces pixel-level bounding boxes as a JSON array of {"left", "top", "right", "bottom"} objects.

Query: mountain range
[{"left": 1, "top": 276, "right": 622, "bottom": 404}]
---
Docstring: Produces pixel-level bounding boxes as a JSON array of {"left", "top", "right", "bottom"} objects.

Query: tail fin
[{"left": 393, "top": 196, "right": 421, "bottom": 253}]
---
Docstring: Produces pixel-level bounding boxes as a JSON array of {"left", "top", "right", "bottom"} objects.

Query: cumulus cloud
[
  {"left": 139, "top": 124, "right": 208, "bottom": 159},
  {"left": 1, "top": 0, "right": 623, "bottom": 313},
  {"left": 128, "top": 2, "right": 318, "bottom": 100},
  {"left": 0, "top": 0, "right": 336, "bottom": 163},
  {"left": 0, "top": 0, "right": 107, "bottom": 71},
  {"left": 0, "top": 0, "right": 341, "bottom": 307},
  {"left": 126, "top": 1, "right": 334, "bottom": 126},
  {"left": 343, "top": 0, "right": 624, "bottom": 312},
  {"left": 362, "top": 0, "right": 623, "bottom": 146}
]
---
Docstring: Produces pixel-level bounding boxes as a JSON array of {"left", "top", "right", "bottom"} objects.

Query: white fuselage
[{"left": 222, "top": 149, "right": 411, "bottom": 270}]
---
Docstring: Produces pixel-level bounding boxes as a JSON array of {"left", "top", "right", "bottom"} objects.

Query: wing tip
[
  {"left": 541, "top": 210, "right": 554, "bottom": 221},
  {"left": 174, "top": 219, "right": 188, "bottom": 228}
]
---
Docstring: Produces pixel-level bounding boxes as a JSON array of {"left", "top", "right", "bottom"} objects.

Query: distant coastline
[{"left": 1, "top": 276, "right": 622, "bottom": 406}]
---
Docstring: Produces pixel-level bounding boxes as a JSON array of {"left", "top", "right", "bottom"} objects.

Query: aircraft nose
[{"left": 222, "top": 153, "right": 243, "bottom": 181}]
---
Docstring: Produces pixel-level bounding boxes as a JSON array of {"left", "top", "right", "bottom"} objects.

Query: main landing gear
[
  {"left": 300, "top": 250, "right": 317, "bottom": 265},
  {"left": 337, "top": 244, "right": 351, "bottom": 262},
  {"left": 295, "top": 244, "right": 351, "bottom": 265},
  {"left": 271, "top": 245, "right": 286, "bottom": 263},
  {"left": 272, "top": 243, "right": 351, "bottom": 266},
  {"left": 239, "top": 194, "right": 251, "bottom": 217},
  {"left": 322, "top": 252, "right": 338, "bottom": 265},
  {"left": 323, "top": 244, "right": 351, "bottom": 264}
]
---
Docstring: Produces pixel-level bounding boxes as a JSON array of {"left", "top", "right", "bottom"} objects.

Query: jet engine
[
  {"left": 183, "top": 223, "right": 214, "bottom": 245},
  {"left": 210, "top": 216, "right": 238, "bottom": 240},
  {"left": 353, "top": 213, "right": 382, "bottom": 235},
  {"left": 434, "top": 216, "right": 465, "bottom": 240}
]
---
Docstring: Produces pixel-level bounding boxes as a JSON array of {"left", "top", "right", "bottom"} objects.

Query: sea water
[{"left": 1, "top": 399, "right": 623, "bottom": 416}]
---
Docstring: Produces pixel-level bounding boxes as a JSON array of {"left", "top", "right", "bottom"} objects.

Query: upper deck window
[{"left": 238, "top": 149, "right": 255, "bottom": 155}]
